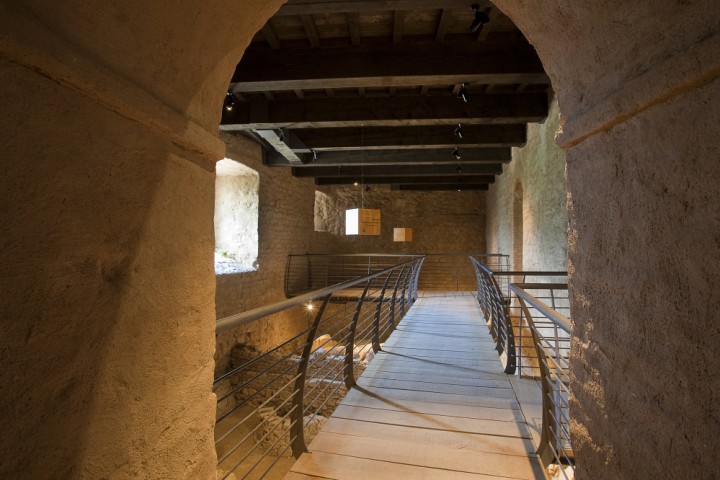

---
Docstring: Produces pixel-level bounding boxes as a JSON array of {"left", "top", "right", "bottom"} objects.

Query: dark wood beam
[
  {"left": 231, "top": 42, "right": 548, "bottom": 92},
  {"left": 290, "top": 125, "right": 526, "bottom": 151},
  {"left": 477, "top": 7, "right": 497, "bottom": 41},
  {"left": 220, "top": 94, "right": 548, "bottom": 129},
  {"left": 255, "top": 129, "right": 309, "bottom": 164},
  {"left": 261, "top": 22, "right": 280, "bottom": 49},
  {"left": 301, "top": 14, "right": 320, "bottom": 47},
  {"left": 393, "top": 11, "right": 405, "bottom": 44},
  {"left": 315, "top": 175, "right": 496, "bottom": 185},
  {"left": 277, "top": 0, "right": 493, "bottom": 16},
  {"left": 292, "top": 163, "right": 502, "bottom": 178},
  {"left": 392, "top": 184, "right": 489, "bottom": 191},
  {"left": 264, "top": 148, "right": 512, "bottom": 166},
  {"left": 348, "top": 12, "right": 361, "bottom": 46},
  {"left": 435, "top": 9, "right": 451, "bottom": 43}
]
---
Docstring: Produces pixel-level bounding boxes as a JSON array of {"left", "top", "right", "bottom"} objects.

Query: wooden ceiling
[{"left": 220, "top": 0, "right": 551, "bottom": 191}]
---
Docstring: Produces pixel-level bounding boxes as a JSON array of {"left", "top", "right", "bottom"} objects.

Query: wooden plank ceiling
[{"left": 220, "top": 0, "right": 551, "bottom": 191}]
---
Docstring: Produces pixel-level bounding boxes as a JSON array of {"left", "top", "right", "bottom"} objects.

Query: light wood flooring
[{"left": 284, "top": 295, "right": 545, "bottom": 480}]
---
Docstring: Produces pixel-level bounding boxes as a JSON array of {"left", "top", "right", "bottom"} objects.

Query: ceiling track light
[
  {"left": 456, "top": 164, "right": 463, "bottom": 174},
  {"left": 457, "top": 83, "right": 469, "bottom": 103},
  {"left": 224, "top": 91, "right": 236, "bottom": 112},
  {"left": 311, "top": 150, "right": 318, "bottom": 162},
  {"left": 454, "top": 123, "right": 464, "bottom": 139},
  {"left": 453, "top": 146, "right": 461, "bottom": 160},
  {"left": 470, "top": 3, "right": 490, "bottom": 33}
]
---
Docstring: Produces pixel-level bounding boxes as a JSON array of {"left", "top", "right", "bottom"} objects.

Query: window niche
[{"left": 214, "top": 158, "right": 259, "bottom": 275}]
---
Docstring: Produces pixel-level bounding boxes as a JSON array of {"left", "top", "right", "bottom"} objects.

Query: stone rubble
[{"left": 226, "top": 338, "right": 374, "bottom": 457}]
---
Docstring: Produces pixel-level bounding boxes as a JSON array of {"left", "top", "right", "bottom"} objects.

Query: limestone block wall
[
  {"left": 314, "top": 187, "right": 486, "bottom": 254},
  {"left": 485, "top": 99, "right": 568, "bottom": 271}
]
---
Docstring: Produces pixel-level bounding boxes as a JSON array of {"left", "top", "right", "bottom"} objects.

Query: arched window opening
[
  {"left": 214, "top": 158, "right": 259, "bottom": 274},
  {"left": 512, "top": 182, "right": 524, "bottom": 272}
]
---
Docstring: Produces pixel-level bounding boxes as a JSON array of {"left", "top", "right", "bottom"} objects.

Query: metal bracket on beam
[{"left": 254, "top": 129, "right": 309, "bottom": 165}]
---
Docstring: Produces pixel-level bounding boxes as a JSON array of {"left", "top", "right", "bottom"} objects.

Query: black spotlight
[
  {"left": 453, "top": 147, "right": 461, "bottom": 160},
  {"left": 365, "top": 186, "right": 371, "bottom": 192},
  {"left": 456, "top": 84, "right": 468, "bottom": 103},
  {"left": 224, "top": 92, "right": 236, "bottom": 112},
  {"left": 456, "top": 164, "right": 463, "bottom": 174},
  {"left": 470, "top": 4, "right": 490, "bottom": 33},
  {"left": 454, "top": 123, "right": 464, "bottom": 139}
]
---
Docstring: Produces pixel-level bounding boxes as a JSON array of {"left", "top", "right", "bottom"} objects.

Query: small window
[{"left": 214, "top": 158, "right": 259, "bottom": 274}]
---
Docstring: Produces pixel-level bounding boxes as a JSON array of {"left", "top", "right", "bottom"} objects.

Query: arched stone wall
[{"left": 1, "top": 1, "right": 718, "bottom": 478}]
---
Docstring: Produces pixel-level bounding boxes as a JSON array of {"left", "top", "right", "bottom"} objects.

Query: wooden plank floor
[{"left": 285, "top": 295, "right": 546, "bottom": 480}]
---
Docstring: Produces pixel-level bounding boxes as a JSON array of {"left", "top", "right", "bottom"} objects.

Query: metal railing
[
  {"left": 285, "top": 253, "right": 508, "bottom": 297},
  {"left": 511, "top": 283, "right": 574, "bottom": 479},
  {"left": 215, "top": 256, "right": 424, "bottom": 480},
  {"left": 284, "top": 253, "right": 423, "bottom": 297},
  {"left": 469, "top": 257, "right": 567, "bottom": 375},
  {"left": 417, "top": 253, "right": 509, "bottom": 291}
]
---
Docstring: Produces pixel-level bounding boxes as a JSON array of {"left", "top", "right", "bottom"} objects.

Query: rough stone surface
[
  {"left": 214, "top": 133, "right": 318, "bottom": 375},
  {"left": 566, "top": 78, "right": 720, "bottom": 480},
  {"left": 485, "top": 99, "right": 568, "bottom": 271},
  {"left": 0, "top": 59, "right": 217, "bottom": 478}
]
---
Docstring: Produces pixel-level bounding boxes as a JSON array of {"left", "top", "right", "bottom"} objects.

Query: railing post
[
  {"left": 389, "top": 265, "right": 407, "bottom": 331},
  {"left": 344, "top": 279, "right": 371, "bottom": 389},
  {"left": 290, "top": 293, "right": 331, "bottom": 458},
  {"left": 372, "top": 270, "right": 393, "bottom": 352},
  {"left": 399, "top": 265, "right": 411, "bottom": 314}
]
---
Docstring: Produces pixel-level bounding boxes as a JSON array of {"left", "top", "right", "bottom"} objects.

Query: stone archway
[{"left": 1, "top": 1, "right": 718, "bottom": 478}]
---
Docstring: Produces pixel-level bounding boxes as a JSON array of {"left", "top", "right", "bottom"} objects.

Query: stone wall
[
  {"left": 315, "top": 186, "right": 486, "bottom": 254},
  {"left": 485, "top": 98, "right": 568, "bottom": 271},
  {"left": 494, "top": 2, "right": 720, "bottom": 478},
  {"left": 215, "top": 133, "right": 319, "bottom": 373}
]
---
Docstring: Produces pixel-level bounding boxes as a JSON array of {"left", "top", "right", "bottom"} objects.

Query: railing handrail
[
  {"left": 217, "top": 256, "right": 424, "bottom": 334},
  {"left": 471, "top": 259, "right": 566, "bottom": 278},
  {"left": 289, "top": 253, "right": 425, "bottom": 257},
  {"left": 509, "top": 284, "right": 572, "bottom": 334}
]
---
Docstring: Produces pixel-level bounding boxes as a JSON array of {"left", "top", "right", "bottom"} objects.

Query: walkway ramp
[{"left": 284, "top": 295, "right": 545, "bottom": 480}]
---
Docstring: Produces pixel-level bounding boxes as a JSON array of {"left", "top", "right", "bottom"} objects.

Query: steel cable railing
[
  {"left": 214, "top": 256, "right": 423, "bottom": 480},
  {"left": 469, "top": 257, "right": 566, "bottom": 375},
  {"left": 510, "top": 283, "right": 574, "bottom": 480}
]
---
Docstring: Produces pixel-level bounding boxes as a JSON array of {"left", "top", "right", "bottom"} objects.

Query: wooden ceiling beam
[
  {"left": 315, "top": 174, "right": 496, "bottom": 185},
  {"left": 293, "top": 163, "right": 502, "bottom": 178},
  {"left": 393, "top": 11, "right": 405, "bottom": 44},
  {"left": 261, "top": 22, "right": 280, "bottom": 49},
  {"left": 277, "top": 0, "right": 493, "bottom": 16},
  {"left": 289, "top": 125, "right": 527, "bottom": 151},
  {"left": 220, "top": 94, "right": 548, "bottom": 129},
  {"left": 231, "top": 42, "right": 547, "bottom": 91},
  {"left": 264, "top": 148, "right": 512, "bottom": 166},
  {"left": 301, "top": 14, "right": 320, "bottom": 47},
  {"left": 348, "top": 12, "right": 361, "bottom": 46},
  {"left": 392, "top": 184, "right": 489, "bottom": 191},
  {"left": 435, "top": 9, "right": 451, "bottom": 43}
]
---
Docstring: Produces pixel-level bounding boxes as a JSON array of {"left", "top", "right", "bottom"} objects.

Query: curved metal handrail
[
  {"left": 214, "top": 256, "right": 425, "bottom": 480},
  {"left": 219, "top": 256, "right": 422, "bottom": 334},
  {"left": 510, "top": 283, "right": 574, "bottom": 479}
]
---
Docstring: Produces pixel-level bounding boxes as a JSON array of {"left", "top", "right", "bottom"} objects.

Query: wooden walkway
[{"left": 284, "top": 295, "right": 546, "bottom": 480}]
